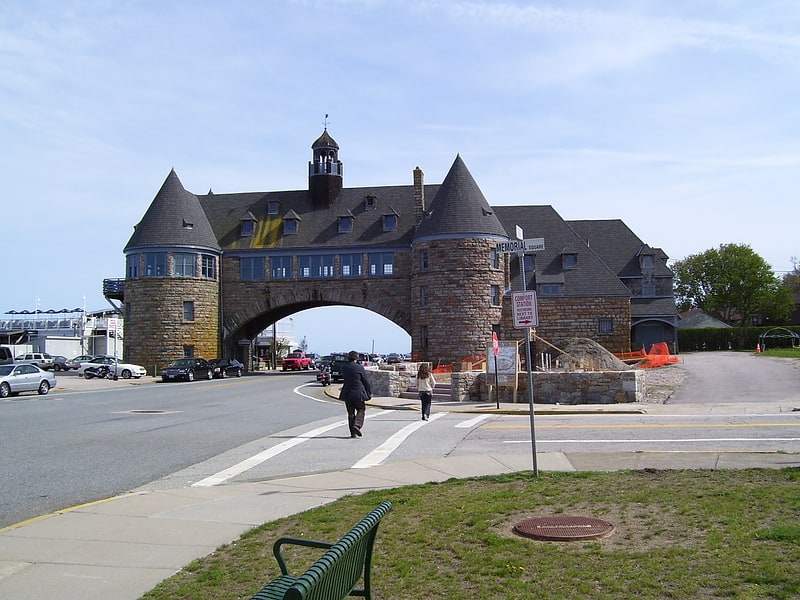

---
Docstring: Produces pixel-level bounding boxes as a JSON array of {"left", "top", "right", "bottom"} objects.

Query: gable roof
[
  {"left": 567, "top": 219, "right": 672, "bottom": 279},
  {"left": 493, "top": 206, "right": 630, "bottom": 297},
  {"left": 125, "top": 170, "right": 221, "bottom": 253},
  {"left": 197, "top": 184, "right": 441, "bottom": 252}
]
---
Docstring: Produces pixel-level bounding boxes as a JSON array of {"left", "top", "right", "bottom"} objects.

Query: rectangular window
[
  {"left": 641, "top": 283, "right": 656, "bottom": 297},
  {"left": 369, "top": 252, "right": 394, "bottom": 276},
  {"left": 284, "top": 219, "right": 298, "bottom": 235},
  {"left": 127, "top": 255, "right": 139, "bottom": 278},
  {"left": 201, "top": 255, "right": 216, "bottom": 279},
  {"left": 144, "top": 252, "right": 166, "bottom": 277},
  {"left": 183, "top": 345, "right": 194, "bottom": 358},
  {"left": 240, "top": 257, "right": 265, "bottom": 281},
  {"left": 419, "top": 249, "right": 429, "bottom": 271},
  {"left": 270, "top": 256, "right": 292, "bottom": 279},
  {"left": 562, "top": 254, "right": 577, "bottom": 269},
  {"left": 341, "top": 253, "right": 363, "bottom": 277},
  {"left": 338, "top": 217, "right": 353, "bottom": 233},
  {"left": 298, "top": 255, "right": 335, "bottom": 279},
  {"left": 382, "top": 214, "right": 397, "bottom": 231},
  {"left": 183, "top": 301, "right": 195, "bottom": 321},
  {"left": 174, "top": 253, "right": 196, "bottom": 277},
  {"left": 490, "top": 285, "right": 501, "bottom": 306},
  {"left": 598, "top": 318, "right": 614, "bottom": 334},
  {"left": 420, "top": 285, "right": 428, "bottom": 307},
  {"left": 267, "top": 200, "right": 279, "bottom": 215},
  {"left": 491, "top": 248, "right": 499, "bottom": 269},
  {"left": 538, "top": 283, "right": 563, "bottom": 297},
  {"left": 241, "top": 221, "right": 254, "bottom": 236},
  {"left": 421, "top": 325, "right": 429, "bottom": 349},
  {"left": 641, "top": 255, "right": 654, "bottom": 269}
]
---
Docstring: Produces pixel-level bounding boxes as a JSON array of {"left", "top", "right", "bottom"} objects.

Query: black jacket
[{"left": 340, "top": 360, "right": 372, "bottom": 403}]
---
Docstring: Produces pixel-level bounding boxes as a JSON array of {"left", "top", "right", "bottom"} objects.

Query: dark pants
[
  {"left": 420, "top": 392, "right": 432, "bottom": 419},
  {"left": 345, "top": 398, "right": 365, "bottom": 436}
]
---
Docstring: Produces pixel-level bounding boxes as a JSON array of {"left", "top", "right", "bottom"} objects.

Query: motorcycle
[
  {"left": 316, "top": 365, "right": 331, "bottom": 387},
  {"left": 84, "top": 364, "right": 115, "bottom": 380}
]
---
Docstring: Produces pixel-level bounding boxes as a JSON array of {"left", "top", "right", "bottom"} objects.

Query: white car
[
  {"left": 0, "top": 363, "right": 56, "bottom": 398},
  {"left": 77, "top": 356, "right": 146, "bottom": 379}
]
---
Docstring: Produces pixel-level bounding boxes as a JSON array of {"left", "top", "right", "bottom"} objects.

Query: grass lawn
[{"left": 142, "top": 468, "right": 800, "bottom": 599}]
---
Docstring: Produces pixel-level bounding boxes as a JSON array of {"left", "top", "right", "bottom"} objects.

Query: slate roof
[
  {"left": 493, "top": 206, "right": 630, "bottom": 297},
  {"left": 414, "top": 155, "right": 508, "bottom": 241},
  {"left": 677, "top": 309, "right": 732, "bottom": 329},
  {"left": 197, "top": 184, "right": 440, "bottom": 252},
  {"left": 567, "top": 219, "right": 673, "bottom": 279},
  {"left": 124, "top": 170, "right": 221, "bottom": 253}
]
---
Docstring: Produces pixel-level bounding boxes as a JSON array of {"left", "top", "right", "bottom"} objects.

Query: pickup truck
[{"left": 282, "top": 351, "right": 312, "bottom": 371}]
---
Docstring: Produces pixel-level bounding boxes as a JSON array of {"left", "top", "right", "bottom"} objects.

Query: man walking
[{"left": 340, "top": 350, "right": 371, "bottom": 438}]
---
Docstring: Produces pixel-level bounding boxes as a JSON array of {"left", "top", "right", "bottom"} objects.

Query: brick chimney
[{"left": 413, "top": 166, "right": 425, "bottom": 224}]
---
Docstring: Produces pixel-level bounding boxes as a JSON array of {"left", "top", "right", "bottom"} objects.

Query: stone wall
[
  {"left": 451, "top": 370, "right": 643, "bottom": 404},
  {"left": 124, "top": 276, "right": 220, "bottom": 372},
  {"left": 411, "top": 238, "right": 505, "bottom": 364}
]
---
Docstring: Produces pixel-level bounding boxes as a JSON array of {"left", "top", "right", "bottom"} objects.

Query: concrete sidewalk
[{"left": 1, "top": 395, "right": 798, "bottom": 600}]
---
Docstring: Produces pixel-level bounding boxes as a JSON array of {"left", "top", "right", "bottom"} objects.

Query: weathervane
[{"left": 323, "top": 113, "right": 329, "bottom": 129}]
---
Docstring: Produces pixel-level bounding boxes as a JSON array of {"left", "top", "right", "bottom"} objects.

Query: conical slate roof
[
  {"left": 413, "top": 155, "right": 508, "bottom": 240},
  {"left": 124, "top": 169, "right": 221, "bottom": 252}
]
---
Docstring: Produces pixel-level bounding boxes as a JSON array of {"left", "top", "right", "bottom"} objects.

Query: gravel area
[{"left": 640, "top": 363, "right": 688, "bottom": 403}]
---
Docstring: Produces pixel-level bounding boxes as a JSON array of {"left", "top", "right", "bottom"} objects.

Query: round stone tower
[
  {"left": 123, "top": 170, "right": 222, "bottom": 371},
  {"left": 411, "top": 155, "right": 509, "bottom": 364}
]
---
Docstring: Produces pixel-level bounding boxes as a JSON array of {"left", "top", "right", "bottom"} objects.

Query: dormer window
[
  {"left": 365, "top": 195, "right": 377, "bottom": 210},
  {"left": 640, "top": 254, "right": 654, "bottom": 269},
  {"left": 562, "top": 253, "right": 577, "bottom": 270},
  {"left": 267, "top": 199, "right": 280, "bottom": 215},
  {"left": 240, "top": 211, "right": 257, "bottom": 237},
  {"left": 382, "top": 209, "right": 398, "bottom": 232},
  {"left": 338, "top": 210, "right": 354, "bottom": 233},
  {"left": 283, "top": 210, "right": 301, "bottom": 236}
]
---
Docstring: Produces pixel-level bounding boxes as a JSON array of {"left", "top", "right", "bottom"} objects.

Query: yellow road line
[{"left": 0, "top": 492, "right": 141, "bottom": 533}]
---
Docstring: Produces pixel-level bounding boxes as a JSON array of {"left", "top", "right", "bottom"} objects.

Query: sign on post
[
  {"left": 496, "top": 238, "right": 545, "bottom": 254},
  {"left": 512, "top": 290, "right": 539, "bottom": 328}
]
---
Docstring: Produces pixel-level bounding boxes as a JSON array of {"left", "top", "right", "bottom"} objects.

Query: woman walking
[{"left": 415, "top": 362, "right": 436, "bottom": 421}]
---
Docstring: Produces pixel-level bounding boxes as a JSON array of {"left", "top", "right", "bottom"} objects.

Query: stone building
[{"left": 112, "top": 127, "right": 677, "bottom": 371}]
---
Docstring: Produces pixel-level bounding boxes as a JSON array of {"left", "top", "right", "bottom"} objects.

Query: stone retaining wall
[{"left": 452, "top": 370, "right": 643, "bottom": 404}]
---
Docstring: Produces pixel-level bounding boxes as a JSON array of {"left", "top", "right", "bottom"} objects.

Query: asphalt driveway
[{"left": 668, "top": 351, "right": 800, "bottom": 404}]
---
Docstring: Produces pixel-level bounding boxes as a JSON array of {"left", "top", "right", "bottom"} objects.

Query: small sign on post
[{"left": 512, "top": 290, "right": 539, "bottom": 328}]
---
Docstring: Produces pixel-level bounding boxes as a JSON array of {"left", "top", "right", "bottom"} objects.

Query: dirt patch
[{"left": 556, "top": 337, "right": 631, "bottom": 371}]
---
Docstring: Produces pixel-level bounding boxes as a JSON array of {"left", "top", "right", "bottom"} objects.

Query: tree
[
  {"left": 672, "top": 243, "right": 794, "bottom": 326},
  {"left": 783, "top": 256, "right": 800, "bottom": 294}
]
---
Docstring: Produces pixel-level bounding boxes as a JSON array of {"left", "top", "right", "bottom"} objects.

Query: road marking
[
  {"left": 351, "top": 412, "right": 447, "bottom": 469},
  {"left": 504, "top": 437, "right": 800, "bottom": 444},
  {"left": 486, "top": 423, "right": 800, "bottom": 429},
  {"left": 456, "top": 414, "right": 491, "bottom": 428},
  {"left": 295, "top": 382, "right": 336, "bottom": 403}
]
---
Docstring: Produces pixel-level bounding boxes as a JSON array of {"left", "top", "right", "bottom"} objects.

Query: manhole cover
[{"left": 514, "top": 515, "right": 614, "bottom": 541}]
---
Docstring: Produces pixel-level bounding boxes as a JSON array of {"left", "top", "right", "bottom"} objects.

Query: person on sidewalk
[
  {"left": 415, "top": 362, "right": 436, "bottom": 421},
  {"left": 340, "top": 350, "right": 371, "bottom": 438}
]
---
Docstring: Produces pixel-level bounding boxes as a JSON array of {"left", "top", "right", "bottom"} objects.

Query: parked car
[
  {"left": 15, "top": 352, "right": 54, "bottom": 370},
  {"left": 77, "top": 356, "right": 146, "bottom": 379},
  {"left": 282, "top": 351, "right": 313, "bottom": 371},
  {"left": 386, "top": 353, "right": 402, "bottom": 364},
  {"left": 0, "top": 363, "right": 56, "bottom": 398},
  {"left": 209, "top": 358, "right": 244, "bottom": 378},
  {"left": 0, "top": 346, "right": 13, "bottom": 365},
  {"left": 51, "top": 355, "right": 80, "bottom": 371},
  {"left": 161, "top": 358, "right": 213, "bottom": 382},
  {"left": 72, "top": 355, "right": 96, "bottom": 364}
]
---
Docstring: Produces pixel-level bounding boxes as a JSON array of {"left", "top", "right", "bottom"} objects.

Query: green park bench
[{"left": 250, "top": 501, "right": 393, "bottom": 600}]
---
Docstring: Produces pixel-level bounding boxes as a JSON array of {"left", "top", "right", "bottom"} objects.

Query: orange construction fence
[{"left": 615, "top": 342, "right": 680, "bottom": 368}]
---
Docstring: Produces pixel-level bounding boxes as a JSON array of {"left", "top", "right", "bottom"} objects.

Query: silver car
[{"left": 0, "top": 363, "right": 57, "bottom": 398}]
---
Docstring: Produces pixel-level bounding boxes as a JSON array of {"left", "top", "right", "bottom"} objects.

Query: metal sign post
[{"left": 496, "top": 231, "right": 543, "bottom": 478}]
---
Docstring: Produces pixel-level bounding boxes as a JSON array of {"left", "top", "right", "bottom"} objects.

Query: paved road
[{"left": 667, "top": 351, "right": 800, "bottom": 404}]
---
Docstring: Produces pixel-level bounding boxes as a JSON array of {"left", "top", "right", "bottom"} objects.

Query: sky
[{"left": 2, "top": 0, "right": 799, "bottom": 356}]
